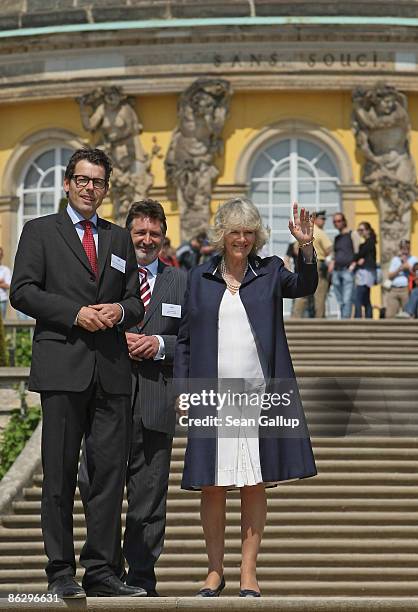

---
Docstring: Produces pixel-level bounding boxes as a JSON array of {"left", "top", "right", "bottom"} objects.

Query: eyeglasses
[{"left": 71, "top": 175, "right": 107, "bottom": 190}]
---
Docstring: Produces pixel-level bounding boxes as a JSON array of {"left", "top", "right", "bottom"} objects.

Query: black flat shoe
[
  {"left": 85, "top": 575, "right": 147, "bottom": 597},
  {"left": 48, "top": 576, "right": 86, "bottom": 599},
  {"left": 196, "top": 576, "right": 225, "bottom": 597},
  {"left": 239, "top": 588, "right": 261, "bottom": 597}
]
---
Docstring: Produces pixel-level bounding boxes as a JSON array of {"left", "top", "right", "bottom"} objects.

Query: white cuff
[
  {"left": 153, "top": 335, "right": 165, "bottom": 360},
  {"left": 116, "top": 303, "right": 125, "bottom": 325}
]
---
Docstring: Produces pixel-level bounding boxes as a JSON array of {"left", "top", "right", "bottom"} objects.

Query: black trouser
[
  {"left": 354, "top": 285, "right": 372, "bottom": 319},
  {"left": 41, "top": 378, "right": 130, "bottom": 585},
  {"left": 123, "top": 419, "right": 173, "bottom": 592}
]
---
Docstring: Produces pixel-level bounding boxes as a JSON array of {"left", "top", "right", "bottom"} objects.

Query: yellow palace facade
[{"left": 0, "top": 1, "right": 418, "bottom": 314}]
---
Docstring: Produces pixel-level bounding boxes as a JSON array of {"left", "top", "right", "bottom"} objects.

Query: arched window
[
  {"left": 249, "top": 137, "right": 341, "bottom": 257},
  {"left": 18, "top": 146, "right": 74, "bottom": 232}
]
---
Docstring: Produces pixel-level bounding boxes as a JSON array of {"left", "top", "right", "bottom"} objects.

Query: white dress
[{"left": 216, "top": 289, "right": 266, "bottom": 487}]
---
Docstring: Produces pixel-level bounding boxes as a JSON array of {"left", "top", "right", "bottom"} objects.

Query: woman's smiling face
[{"left": 224, "top": 228, "right": 256, "bottom": 261}]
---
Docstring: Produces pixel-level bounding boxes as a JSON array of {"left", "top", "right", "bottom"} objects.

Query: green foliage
[
  {"left": 0, "top": 314, "right": 8, "bottom": 366},
  {"left": 14, "top": 329, "right": 32, "bottom": 367},
  {"left": 0, "top": 407, "right": 41, "bottom": 480},
  {"left": 5, "top": 329, "right": 32, "bottom": 367}
]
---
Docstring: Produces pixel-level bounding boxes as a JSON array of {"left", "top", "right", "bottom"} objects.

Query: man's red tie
[
  {"left": 138, "top": 267, "right": 151, "bottom": 310},
  {"left": 81, "top": 220, "right": 98, "bottom": 278}
]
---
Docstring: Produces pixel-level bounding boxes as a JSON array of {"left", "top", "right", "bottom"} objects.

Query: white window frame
[
  {"left": 249, "top": 136, "right": 341, "bottom": 257},
  {"left": 17, "top": 145, "right": 73, "bottom": 236}
]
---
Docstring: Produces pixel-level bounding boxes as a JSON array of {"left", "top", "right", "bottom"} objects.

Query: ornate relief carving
[
  {"left": 352, "top": 83, "right": 417, "bottom": 269},
  {"left": 165, "top": 78, "right": 232, "bottom": 240},
  {"left": 77, "top": 86, "right": 160, "bottom": 224}
]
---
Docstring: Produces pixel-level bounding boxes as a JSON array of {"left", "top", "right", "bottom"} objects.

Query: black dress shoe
[
  {"left": 85, "top": 575, "right": 147, "bottom": 597},
  {"left": 48, "top": 576, "right": 86, "bottom": 599},
  {"left": 239, "top": 588, "right": 261, "bottom": 597},
  {"left": 145, "top": 589, "right": 160, "bottom": 597},
  {"left": 196, "top": 576, "right": 225, "bottom": 597}
]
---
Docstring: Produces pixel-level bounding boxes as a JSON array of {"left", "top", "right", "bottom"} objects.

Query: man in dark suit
[
  {"left": 10, "top": 148, "right": 146, "bottom": 599},
  {"left": 123, "top": 199, "right": 187, "bottom": 595}
]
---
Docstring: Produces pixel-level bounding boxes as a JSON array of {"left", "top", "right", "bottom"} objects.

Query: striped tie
[{"left": 138, "top": 266, "right": 151, "bottom": 310}]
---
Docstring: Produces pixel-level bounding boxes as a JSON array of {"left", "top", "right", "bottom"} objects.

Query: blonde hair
[{"left": 209, "top": 197, "right": 270, "bottom": 255}]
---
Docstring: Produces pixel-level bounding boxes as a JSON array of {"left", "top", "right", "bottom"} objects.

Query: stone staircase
[{"left": 0, "top": 320, "right": 417, "bottom": 600}]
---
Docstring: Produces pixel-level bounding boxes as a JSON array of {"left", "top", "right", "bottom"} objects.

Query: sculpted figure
[
  {"left": 352, "top": 84, "right": 417, "bottom": 267},
  {"left": 165, "top": 78, "right": 232, "bottom": 240},
  {"left": 78, "top": 87, "right": 158, "bottom": 223}
]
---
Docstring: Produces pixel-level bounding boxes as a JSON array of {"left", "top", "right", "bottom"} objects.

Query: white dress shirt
[{"left": 67, "top": 203, "right": 124, "bottom": 324}]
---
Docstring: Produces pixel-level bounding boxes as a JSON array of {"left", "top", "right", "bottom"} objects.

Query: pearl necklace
[{"left": 220, "top": 257, "right": 249, "bottom": 293}]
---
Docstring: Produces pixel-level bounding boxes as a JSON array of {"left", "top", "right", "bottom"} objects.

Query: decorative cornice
[
  {"left": 2, "top": 16, "right": 418, "bottom": 41},
  {"left": 1, "top": 21, "right": 418, "bottom": 102}
]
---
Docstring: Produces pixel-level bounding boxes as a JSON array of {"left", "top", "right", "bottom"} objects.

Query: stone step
[
  {"left": 166, "top": 459, "right": 418, "bottom": 473},
  {"left": 171, "top": 447, "right": 418, "bottom": 460},
  {"left": 19, "top": 482, "right": 418, "bottom": 505},
  {"left": 288, "top": 339, "right": 418, "bottom": 346},
  {"left": 4, "top": 575, "right": 418, "bottom": 597},
  {"left": 4, "top": 525, "right": 418, "bottom": 551},
  {"left": 6, "top": 566, "right": 418, "bottom": 583},
  {"left": 293, "top": 362, "right": 418, "bottom": 369},
  {"left": 4, "top": 551, "right": 418, "bottom": 569},
  {"left": 171, "top": 436, "right": 418, "bottom": 448},
  {"left": 5, "top": 520, "right": 418, "bottom": 542},
  {"left": 4, "top": 524, "right": 418, "bottom": 545},
  {"left": 284, "top": 323, "right": 418, "bottom": 330},
  {"left": 19, "top": 488, "right": 418, "bottom": 510},
  {"left": 296, "top": 367, "right": 418, "bottom": 376},
  {"left": 304, "top": 407, "right": 418, "bottom": 417},
  {"left": 297, "top": 353, "right": 418, "bottom": 360},
  {"left": 1, "top": 512, "right": 417, "bottom": 549},
  {"left": 13, "top": 490, "right": 418, "bottom": 516},
  {"left": 4, "top": 583, "right": 418, "bottom": 600},
  {"left": 4, "top": 520, "right": 418, "bottom": 542},
  {"left": 0, "top": 596, "right": 416, "bottom": 611}
]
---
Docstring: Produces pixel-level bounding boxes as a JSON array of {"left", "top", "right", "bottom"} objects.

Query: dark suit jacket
[
  {"left": 130, "top": 260, "right": 187, "bottom": 435},
  {"left": 10, "top": 209, "right": 143, "bottom": 395}
]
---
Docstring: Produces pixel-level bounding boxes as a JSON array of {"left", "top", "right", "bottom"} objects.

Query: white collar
[{"left": 67, "top": 203, "right": 98, "bottom": 227}]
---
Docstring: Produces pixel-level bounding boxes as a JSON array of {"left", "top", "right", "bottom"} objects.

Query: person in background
[
  {"left": 329, "top": 213, "right": 360, "bottom": 319},
  {"left": 397, "top": 262, "right": 418, "bottom": 319},
  {"left": 350, "top": 222, "right": 377, "bottom": 319},
  {"left": 176, "top": 231, "right": 216, "bottom": 271},
  {"left": 386, "top": 240, "right": 418, "bottom": 318},
  {"left": 292, "top": 210, "right": 332, "bottom": 318},
  {"left": 0, "top": 247, "right": 11, "bottom": 319},
  {"left": 159, "top": 237, "right": 179, "bottom": 267}
]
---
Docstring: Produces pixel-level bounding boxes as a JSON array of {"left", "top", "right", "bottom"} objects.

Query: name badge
[
  {"left": 162, "top": 303, "right": 181, "bottom": 318},
  {"left": 111, "top": 254, "right": 126, "bottom": 273}
]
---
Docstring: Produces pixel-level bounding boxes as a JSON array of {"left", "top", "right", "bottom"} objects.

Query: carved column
[
  {"left": 165, "top": 77, "right": 232, "bottom": 242},
  {"left": 352, "top": 83, "right": 417, "bottom": 274}
]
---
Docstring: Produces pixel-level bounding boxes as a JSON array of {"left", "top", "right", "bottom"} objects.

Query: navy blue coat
[{"left": 174, "top": 251, "right": 318, "bottom": 490}]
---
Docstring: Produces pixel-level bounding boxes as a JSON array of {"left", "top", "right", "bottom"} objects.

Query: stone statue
[
  {"left": 78, "top": 86, "right": 160, "bottom": 224},
  {"left": 352, "top": 83, "right": 417, "bottom": 269},
  {"left": 165, "top": 78, "right": 232, "bottom": 240}
]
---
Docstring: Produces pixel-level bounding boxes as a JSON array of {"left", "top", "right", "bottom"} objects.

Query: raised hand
[{"left": 288, "top": 202, "right": 315, "bottom": 245}]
